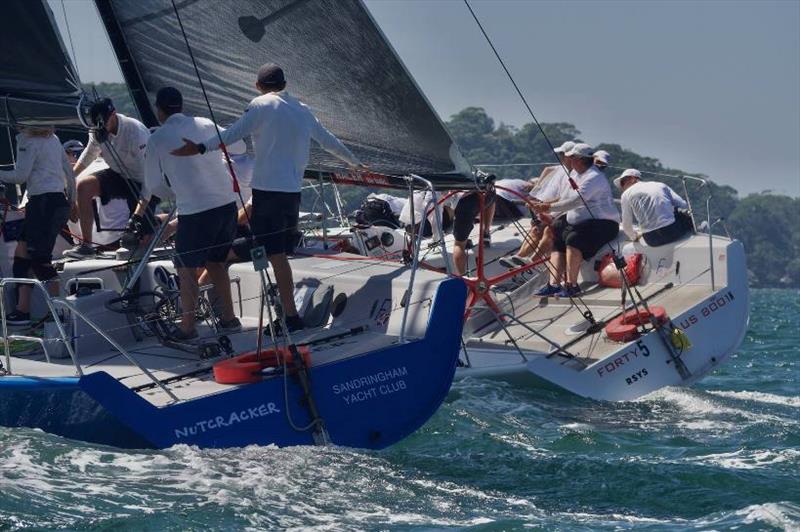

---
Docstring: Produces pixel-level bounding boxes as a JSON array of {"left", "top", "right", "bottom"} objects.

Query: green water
[{"left": 1, "top": 289, "right": 798, "bottom": 530}]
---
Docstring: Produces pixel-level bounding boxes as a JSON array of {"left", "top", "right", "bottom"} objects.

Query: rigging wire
[{"left": 59, "top": 0, "right": 82, "bottom": 82}]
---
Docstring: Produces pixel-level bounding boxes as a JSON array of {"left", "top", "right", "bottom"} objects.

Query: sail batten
[{"left": 94, "top": 0, "right": 473, "bottom": 184}]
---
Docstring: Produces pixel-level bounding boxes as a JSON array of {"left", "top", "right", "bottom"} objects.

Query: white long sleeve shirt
[
  {"left": 0, "top": 133, "right": 75, "bottom": 203},
  {"left": 145, "top": 113, "right": 246, "bottom": 215},
  {"left": 550, "top": 165, "right": 620, "bottom": 225},
  {"left": 207, "top": 91, "right": 360, "bottom": 193},
  {"left": 77, "top": 113, "right": 150, "bottom": 185},
  {"left": 621, "top": 181, "right": 688, "bottom": 239}
]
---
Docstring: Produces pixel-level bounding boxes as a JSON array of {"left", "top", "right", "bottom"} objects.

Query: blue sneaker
[
  {"left": 535, "top": 283, "right": 562, "bottom": 297},
  {"left": 557, "top": 284, "right": 581, "bottom": 298}
]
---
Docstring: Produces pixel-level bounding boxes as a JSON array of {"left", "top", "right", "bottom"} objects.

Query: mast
[{"left": 93, "top": 0, "right": 159, "bottom": 127}]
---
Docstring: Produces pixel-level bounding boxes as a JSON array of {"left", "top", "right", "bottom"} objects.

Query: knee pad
[
  {"left": 30, "top": 260, "right": 58, "bottom": 281},
  {"left": 12, "top": 257, "right": 31, "bottom": 278}
]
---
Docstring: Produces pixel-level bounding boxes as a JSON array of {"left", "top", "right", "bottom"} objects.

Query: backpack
[{"left": 353, "top": 197, "right": 400, "bottom": 228}]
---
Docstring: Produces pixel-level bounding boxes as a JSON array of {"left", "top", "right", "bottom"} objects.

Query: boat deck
[
  {"left": 468, "top": 281, "right": 712, "bottom": 369},
  {"left": 5, "top": 319, "right": 400, "bottom": 407}
]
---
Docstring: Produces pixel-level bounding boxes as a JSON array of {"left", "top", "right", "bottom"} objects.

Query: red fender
[
  {"left": 604, "top": 305, "right": 668, "bottom": 342},
  {"left": 598, "top": 253, "right": 644, "bottom": 289},
  {"left": 213, "top": 346, "right": 312, "bottom": 385}
]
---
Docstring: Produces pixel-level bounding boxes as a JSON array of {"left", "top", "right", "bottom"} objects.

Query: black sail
[
  {"left": 94, "top": 0, "right": 473, "bottom": 185},
  {"left": 0, "top": 0, "right": 81, "bottom": 129}
]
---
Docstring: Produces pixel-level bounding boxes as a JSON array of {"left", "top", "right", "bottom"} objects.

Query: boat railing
[
  {"left": 0, "top": 278, "right": 180, "bottom": 402},
  {"left": 680, "top": 175, "right": 716, "bottom": 290}
]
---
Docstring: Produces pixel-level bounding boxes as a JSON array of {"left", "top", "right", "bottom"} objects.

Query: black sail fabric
[
  {"left": 95, "top": 0, "right": 473, "bottom": 184},
  {"left": 0, "top": 0, "right": 81, "bottom": 129}
]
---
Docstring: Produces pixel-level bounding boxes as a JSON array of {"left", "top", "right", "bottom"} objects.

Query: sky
[{"left": 49, "top": 0, "right": 800, "bottom": 197}]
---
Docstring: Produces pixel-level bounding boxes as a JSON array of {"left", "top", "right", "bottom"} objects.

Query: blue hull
[{"left": 0, "top": 279, "right": 466, "bottom": 449}]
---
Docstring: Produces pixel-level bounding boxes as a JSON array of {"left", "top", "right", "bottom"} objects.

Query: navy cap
[
  {"left": 89, "top": 98, "right": 115, "bottom": 125},
  {"left": 257, "top": 63, "right": 285, "bottom": 87},
  {"left": 155, "top": 86, "right": 183, "bottom": 113}
]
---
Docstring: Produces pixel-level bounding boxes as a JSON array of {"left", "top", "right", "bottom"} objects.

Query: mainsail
[
  {"left": 0, "top": 0, "right": 82, "bottom": 129},
  {"left": 94, "top": 0, "right": 474, "bottom": 186}
]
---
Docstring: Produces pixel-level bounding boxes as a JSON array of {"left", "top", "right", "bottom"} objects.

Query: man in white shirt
[
  {"left": 615, "top": 168, "right": 691, "bottom": 246},
  {"left": 66, "top": 98, "right": 153, "bottom": 258},
  {"left": 532, "top": 143, "right": 620, "bottom": 298},
  {"left": 499, "top": 140, "right": 574, "bottom": 268},
  {"left": 145, "top": 87, "right": 244, "bottom": 339},
  {"left": 172, "top": 64, "right": 362, "bottom": 334},
  {"left": 63, "top": 140, "right": 130, "bottom": 249}
]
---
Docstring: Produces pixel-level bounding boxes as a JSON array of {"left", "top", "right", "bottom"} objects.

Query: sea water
[{"left": 1, "top": 289, "right": 798, "bottom": 530}]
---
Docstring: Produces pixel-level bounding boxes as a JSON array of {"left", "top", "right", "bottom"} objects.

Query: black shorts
[
  {"left": 231, "top": 224, "right": 254, "bottom": 260},
  {"left": 174, "top": 202, "right": 237, "bottom": 268},
  {"left": 643, "top": 217, "right": 691, "bottom": 247},
  {"left": 21, "top": 192, "right": 70, "bottom": 263},
  {"left": 251, "top": 189, "right": 301, "bottom": 256},
  {"left": 553, "top": 216, "right": 619, "bottom": 260},
  {"left": 408, "top": 209, "right": 453, "bottom": 238},
  {"left": 453, "top": 191, "right": 496, "bottom": 242},
  {"left": 96, "top": 167, "right": 141, "bottom": 210},
  {"left": 493, "top": 196, "right": 523, "bottom": 221}
]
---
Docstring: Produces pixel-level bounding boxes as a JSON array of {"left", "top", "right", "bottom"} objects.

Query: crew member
[
  {"left": 63, "top": 140, "right": 129, "bottom": 250},
  {"left": 593, "top": 149, "right": 610, "bottom": 172},
  {"left": 451, "top": 190, "right": 496, "bottom": 276},
  {"left": 615, "top": 168, "right": 692, "bottom": 246},
  {"left": 66, "top": 98, "right": 152, "bottom": 258},
  {"left": 172, "top": 63, "right": 362, "bottom": 334},
  {"left": 145, "top": 87, "right": 245, "bottom": 340},
  {"left": 533, "top": 143, "right": 620, "bottom": 298},
  {"left": 0, "top": 126, "right": 76, "bottom": 325},
  {"left": 499, "top": 140, "right": 575, "bottom": 268}
]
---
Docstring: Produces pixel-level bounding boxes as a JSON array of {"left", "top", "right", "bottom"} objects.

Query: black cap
[
  {"left": 155, "top": 86, "right": 183, "bottom": 114},
  {"left": 257, "top": 63, "right": 285, "bottom": 87},
  {"left": 89, "top": 98, "right": 115, "bottom": 125}
]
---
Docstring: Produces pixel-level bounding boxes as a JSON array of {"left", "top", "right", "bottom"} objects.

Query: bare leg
[
  {"left": 268, "top": 253, "right": 298, "bottom": 317},
  {"left": 549, "top": 251, "right": 565, "bottom": 285},
  {"left": 518, "top": 226, "right": 542, "bottom": 257},
  {"left": 565, "top": 246, "right": 583, "bottom": 286},
  {"left": 177, "top": 267, "right": 199, "bottom": 334},
  {"left": 76, "top": 176, "right": 101, "bottom": 244},
  {"left": 532, "top": 226, "right": 554, "bottom": 260},
  {"left": 453, "top": 241, "right": 468, "bottom": 276},
  {"left": 204, "top": 262, "right": 235, "bottom": 322}
]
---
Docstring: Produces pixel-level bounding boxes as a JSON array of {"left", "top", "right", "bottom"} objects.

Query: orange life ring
[
  {"left": 604, "top": 306, "right": 668, "bottom": 343},
  {"left": 213, "top": 346, "right": 312, "bottom": 385}
]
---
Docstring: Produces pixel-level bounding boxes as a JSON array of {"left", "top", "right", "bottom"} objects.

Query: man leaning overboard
[
  {"left": 172, "top": 63, "right": 362, "bottom": 334},
  {"left": 145, "top": 87, "right": 245, "bottom": 340},
  {"left": 615, "top": 169, "right": 692, "bottom": 247}
]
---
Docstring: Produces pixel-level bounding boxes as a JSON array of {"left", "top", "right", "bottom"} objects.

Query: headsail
[
  {"left": 94, "top": 0, "right": 474, "bottom": 185},
  {"left": 0, "top": 0, "right": 82, "bottom": 129}
]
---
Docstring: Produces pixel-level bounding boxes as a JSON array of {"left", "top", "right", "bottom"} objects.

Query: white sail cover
[{"left": 95, "top": 0, "right": 473, "bottom": 184}]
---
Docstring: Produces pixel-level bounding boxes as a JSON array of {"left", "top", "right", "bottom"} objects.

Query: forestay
[
  {"left": 94, "top": 0, "right": 474, "bottom": 186},
  {"left": 0, "top": 0, "right": 82, "bottom": 129}
]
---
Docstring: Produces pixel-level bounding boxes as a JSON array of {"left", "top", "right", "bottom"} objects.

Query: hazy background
[{"left": 49, "top": 0, "right": 800, "bottom": 196}]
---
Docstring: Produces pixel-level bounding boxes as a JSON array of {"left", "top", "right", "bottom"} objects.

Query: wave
[{"left": 708, "top": 390, "right": 800, "bottom": 408}]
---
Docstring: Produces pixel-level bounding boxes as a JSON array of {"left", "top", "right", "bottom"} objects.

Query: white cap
[
  {"left": 593, "top": 150, "right": 610, "bottom": 164},
  {"left": 614, "top": 168, "right": 642, "bottom": 189},
  {"left": 565, "top": 142, "right": 593, "bottom": 158},
  {"left": 553, "top": 141, "right": 575, "bottom": 154},
  {"left": 62, "top": 139, "right": 83, "bottom": 152}
]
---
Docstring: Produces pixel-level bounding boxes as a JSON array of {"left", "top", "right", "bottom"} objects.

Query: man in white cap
[
  {"left": 172, "top": 63, "right": 362, "bottom": 335},
  {"left": 499, "top": 140, "right": 576, "bottom": 268},
  {"left": 593, "top": 149, "right": 610, "bottom": 172},
  {"left": 532, "top": 143, "right": 619, "bottom": 297},
  {"left": 615, "top": 169, "right": 691, "bottom": 246}
]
